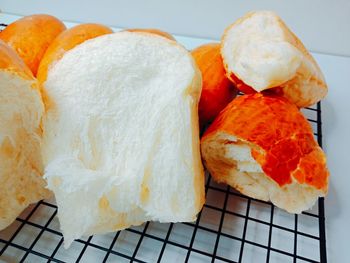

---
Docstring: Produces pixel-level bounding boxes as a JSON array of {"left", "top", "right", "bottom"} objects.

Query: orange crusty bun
[
  {"left": 0, "top": 40, "right": 50, "bottom": 230},
  {"left": 125, "top": 28, "right": 176, "bottom": 41},
  {"left": 201, "top": 93, "right": 329, "bottom": 213},
  {"left": 37, "top": 23, "right": 113, "bottom": 84},
  {"left": 221, "top": 11, "right": 327, "bottom": 108},
  {"left": 0, "top": 14, "right": 66, "bottom": 76},
  {"left": 191, "top": 43, "right": 237, "bottom": 128}
]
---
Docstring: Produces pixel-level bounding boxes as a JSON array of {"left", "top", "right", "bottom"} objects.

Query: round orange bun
[
  {"left": 201, "top": 93, "right": 329, "bottom": 213},
  {"left": 37, "top": 23, "right": 113, "bottom": 84},
  {"left": 125, "top": 28, "right": 175, "bottom": 41},
  {"left": 191, "top": 43, "right": 237, "bottom": 128},
  {"left": 0, "top": 14, "right": 66, "bottom": 76}
]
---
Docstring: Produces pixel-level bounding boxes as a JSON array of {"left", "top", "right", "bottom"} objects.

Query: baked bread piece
[
  {"left": 191, "top": 43, "right": 237, "bottom": 128},
  {"left": 201, "top": 93, "right": 329, "bottom": 213},
  {"left": 0, "top": 14, "right": 66, "bottom": 76},
  {"left": 221, "top": 11, "right": 327, "bottom": 108},
  {"left": 0, "top": 40, "right": 50, "bottom": 230},
  {"left": 37, "top": 23, "right": 113, "bottom": 84},
  {"left": 41, "top": 32, "right": 204, "bottom": 247}
]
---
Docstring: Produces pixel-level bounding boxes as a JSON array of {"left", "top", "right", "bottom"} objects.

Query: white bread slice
[
  {"left": 41, "top": 32, "right": 204, "bottom": 247},
  {"left": 221, "top": 11, "right": 327, "bottom": 107},
  {"left": 0, "top": 41, "right": 50, "bottom": 230}
]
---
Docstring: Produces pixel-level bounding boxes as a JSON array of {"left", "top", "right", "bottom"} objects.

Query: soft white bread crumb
[
  {"left": 221, "top": 11, "right": 327, "bottom": 107},
  {"left": 41, "top": 32, "right": 204, "bottom": 247},
  {"left": 201, "top": 132, "right": 324, "bottom": 213},
  {"left": 0, "top": 71, "right": 49, "bottom": 230}
]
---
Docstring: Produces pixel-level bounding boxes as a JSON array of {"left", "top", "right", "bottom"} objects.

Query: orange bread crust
[
  {"left": 0, "top": 40, "right": 34, "bottom": 80},
  {"left": 0, "top": 14, "right": 66, "bottom": 76},
  {"left": 191, "top": 43, "right": 237, "bottom": 127},
  {"left": 228, "top": 72, "right": 256, "bottom": 94},
  {"left": 202, "top": 93, "right": 328, "bottom": 190},
  {"left": 126, "top": 28, "right": 175, "bottom": 41}
]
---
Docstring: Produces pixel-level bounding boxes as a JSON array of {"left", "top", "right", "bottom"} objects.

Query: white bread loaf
[
  {"left": 0, "top": 40, "right": 50, "bottom": 230},
  {"left": 221, "top": 11, "right": 327, "bottom": 108},
  {"left": 41, "top": 32, "right": 205, "bottom": 247}
]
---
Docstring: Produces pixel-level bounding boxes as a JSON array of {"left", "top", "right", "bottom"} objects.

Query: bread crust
[
  {"left": 125, "top": 28, "right": 176, "bottom": 41},
  {"left": 187, "top": 60, "right": 206, "bottom": 212},
  {"left": 0, "top": 14, "right": 66, "bottom": 76},
  {"left": 191, "top": 43, "right": 237, "bottom": 127},
  {"left": 0, "top": 40, "right": 34, "bottom": 80}
]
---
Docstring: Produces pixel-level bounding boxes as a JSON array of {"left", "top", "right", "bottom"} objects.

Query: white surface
[
  {"left": 1, "top": 0, "right": 350, "bottom": 56},
  {"left": 1, "top": 12, "right": 350, "bottom": 263},
  {"left": 320, "top": 54, "right": 350, "bottom": 263}
]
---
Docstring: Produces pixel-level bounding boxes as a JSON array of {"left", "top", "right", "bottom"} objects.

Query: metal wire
[{"left": 0, "top": 23, "right": 7, "bottom": 32}]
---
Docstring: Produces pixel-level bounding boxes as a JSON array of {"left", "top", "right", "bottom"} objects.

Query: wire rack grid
[{"left": 0, "top": 23, "right": 326, "bottom": 263}]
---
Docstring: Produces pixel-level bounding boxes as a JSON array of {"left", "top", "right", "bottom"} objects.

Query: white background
[{"left": 1, "top": 0, "right": 350, "bottom": 56}]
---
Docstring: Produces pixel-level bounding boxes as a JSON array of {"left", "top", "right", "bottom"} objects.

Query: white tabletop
[
  {"left": 318, "top": 53, "right": 350, "bottom": 262},
  {"left": 1, "top": 13, "right": 349, "bottom": 263}
]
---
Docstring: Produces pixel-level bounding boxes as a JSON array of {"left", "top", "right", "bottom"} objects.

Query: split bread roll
[
  {"left": 0, "top": 40, "right": 50, "bottom": 230},
  {"left": 221, "top": 11, "right": 327, "bottom": 108},
  {"left": 201, "top": 93, "right": 329, "bottom": 213},
  {"left": 41, "top": 32, "right": 204, "bottom": 247}
]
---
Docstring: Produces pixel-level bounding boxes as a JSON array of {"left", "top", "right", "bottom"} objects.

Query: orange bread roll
[
  {"left": 37, "top": 23, "right": 113, "bottom": 84},
  {"left": 191, "top": 43, "right": 237, "bottom": 127},
  {"left": 126, "top": 28, "right": 175, "bottom": 41},
  {"left": 0, "top": 14, "right": 66, "bottom": 76},
  {"left": 201, "top": 93, "right": 329, "bottom": 213}
]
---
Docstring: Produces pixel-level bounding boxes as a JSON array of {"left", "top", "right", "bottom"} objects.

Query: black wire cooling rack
[{"left": 0, "top": 22, "right": 326, "bottom": 263}]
